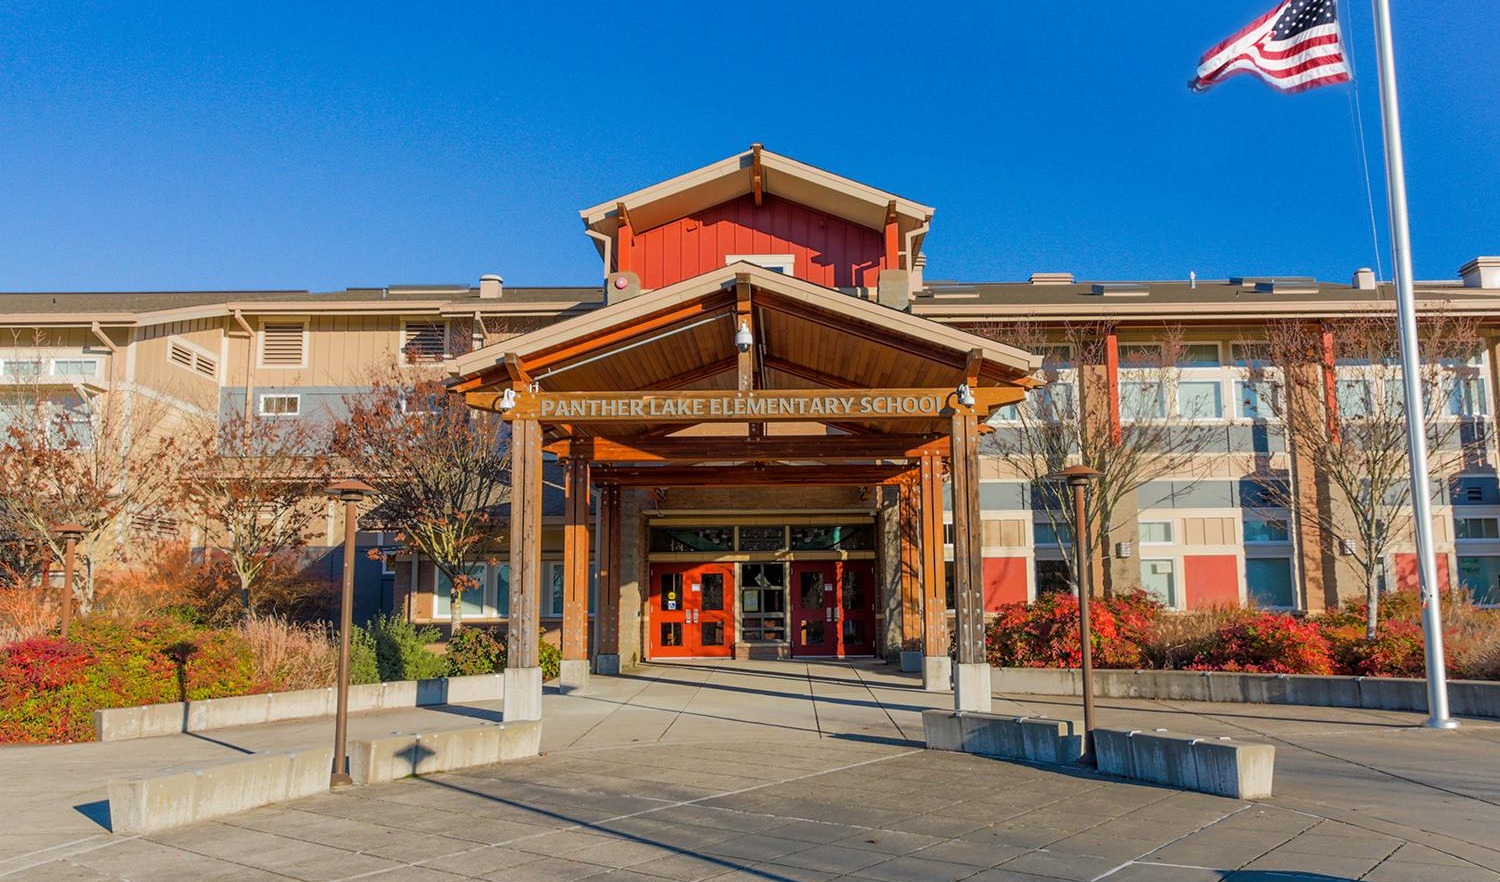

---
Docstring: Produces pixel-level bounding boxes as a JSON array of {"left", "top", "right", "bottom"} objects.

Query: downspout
[
  {"left": 89, "top": 321, "right": 119, "bottom": 394},
  {"left": 233, "top": 309, "right": 255, "bottom": 421},
  {"left": 585, "top": 227, "right": 614, "bottom": 278}
]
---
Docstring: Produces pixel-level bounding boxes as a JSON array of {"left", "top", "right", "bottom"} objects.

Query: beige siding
[{"left": 1183, "top": 517, "right": 1236, "bottom": 546}]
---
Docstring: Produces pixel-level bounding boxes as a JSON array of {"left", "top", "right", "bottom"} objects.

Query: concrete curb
[
  {"left": 992, "top": 667, "right": 1500, "bottom": 718},
  {"left": 107, "top": 745, "right": 334, "bottom": 835},
  {"left": 348, "top": 720, "right": 543, "bottom": 784},
  {"left": 921, "top": 710, "right": 1085, "bottom": 765},
  {"left": 1094, "top": 728, "right": 1275, "bottom": 799},
  {"left": 94, "top": 674, "right": 505, "bottom": 742}
]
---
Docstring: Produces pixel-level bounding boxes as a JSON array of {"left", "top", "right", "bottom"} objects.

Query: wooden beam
[
  {"left": 918, "top": 453, "right": 947, "bottom": 658},
  {"left": 735, "top": 275, "right": 754, "bottom": 394},
  {"left": 561, "top": 458, "right": 591, "bottom": 663},
  {"left": 504, "top": 351, "right": 531, "bottom": 387},
  {"left": 760, "top": 355, "right": 861, "bottom": 389},
  {"left": 615, "top": 202, "right": 634, "bottom": 275},
  {"left": 883, "top": 201, "right": 900, "bottom": 270},
  {"left": 963, "top": 348, "right": 982, "bottom": 387},
  {"left": 548, "top": 435, "right": 948, "bottom": 463},
  {"left": 949, "top": 410, "right": 985, "bottom": 667},
  {"left": 899, "top": 480, "right": 923, "bottom": 652},
  {"left": 756, "top": 296, "right": 969, "bottom": 370},
  {"left": 594, "top": 483, "right": 621, "bottom": 662},
  {"left": 593, "top": 464, "right": 910, "bottom": 487},
  {"left": 643, "top": 357, "right": 737, "bottom": 391},
  {"left": 522, "top": 292, "right": 735, "bottom": 374},
  {"left": 469, "top": 387, "right": 1023, "bottom": 422},
  {"left": 750, "top": 143, "right": 764, "bottom": 207},
  {"left": 508, "top": 419, "right": 543, "bottom": 671}
]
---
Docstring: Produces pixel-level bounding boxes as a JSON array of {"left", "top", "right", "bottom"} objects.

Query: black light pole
[
  {"left": 53, "top": 524, "right": 85, "bottom": 637},
  {"left": 325, "top": 478, "right": 375, "bottom": 786},
  {"left": 1048, "top": 465, "right": 1101, "bottom": 762}
]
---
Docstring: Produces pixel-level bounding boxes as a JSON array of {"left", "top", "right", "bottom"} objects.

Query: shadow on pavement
[
  {"left": 617, "top": 671, "right": 933, "bottom": 714},
  {"left": 414, "top": 775, "right": 817, "bottom": 882},
  {"left": 72, "top": 800, "right": 111, "bottom": 832}
]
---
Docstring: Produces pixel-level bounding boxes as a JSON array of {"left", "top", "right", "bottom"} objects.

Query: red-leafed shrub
[
  {"left": 1324, "top": 619, "right": 1429, "bottom": 678},
  {"left": 1190, "top": 613, "right": 1333, "bottom": 675},
  {"left": 984, "top": 592, "right": 1149, "bottom": 669}
]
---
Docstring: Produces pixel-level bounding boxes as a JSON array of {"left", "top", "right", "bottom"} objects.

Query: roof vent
[
  {"left": 1460, "top": 257, "right": 1500, "bottom": 289},
  {"left": 1353, "top": 267, "right": 1377, "bottom": 290},
  {"left": 479, "top": 274, "right": 504, "bottom": 300},
  {"left": 1253, "top": 281, "right": 1320, "bottom": 295},
  {"left": 1089, "top": 283, "right": 1149, "bottom": 297},
  {"left": 1029, "top": 272, "right": 1074, "bottom": 285}
]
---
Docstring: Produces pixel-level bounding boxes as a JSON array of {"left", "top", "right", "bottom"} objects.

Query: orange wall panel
[
  {"left": 1394, "top": 552, "right": 1451, "bottom": 592},
  {"left": 1184, "top": 554, "right": 1240, "bottom": 610},
  {"left": 983, "top": 556, "right": 1029, "bottom": 610},
  {"left": 628, "top": 194, "right": 887, "bottom": 290}
]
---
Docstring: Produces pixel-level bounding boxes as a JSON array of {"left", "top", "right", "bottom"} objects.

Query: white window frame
[
  {"left": 258, "top": 320, "right": 310, "bottom": 370},
  {"left": 257, "top": 393, "right": 301, "bottom": 417},
  {"left": 50, "top": 357, "right": 101, "bottom": 378},
  {"left": 401, "top": 319, "right": 451, "bottom": 365},
  {"left": 434, "top": 563, "right": 496, "bottom": 619},
  {"left": 725, "top": 253, "right": 795, "bottom": 275},
  {"left": 1243, "top": 511, "right": 1293, "bottom": 545},
  {"left": 1175, "top": 378, "right": 1226, "bottom": 422},
  {"left": 0, "top": 357, "right": 44, "bottom": 378},
  {"left": 1139, "top": 557, "right": 1179, "bottom": 609},
  {"left": 1139, "top": 520, "right": 1174, "bottom": 546},
  {"left": 1456, "top": 515, "right": 1500, "bottom": 541}
]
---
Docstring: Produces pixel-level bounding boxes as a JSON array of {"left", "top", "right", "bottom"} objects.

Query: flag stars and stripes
[{"left": 1191, "top": 0, "right": 1351, "bottom": 94}]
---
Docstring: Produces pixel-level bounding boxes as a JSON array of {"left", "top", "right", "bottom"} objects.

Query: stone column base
[
  {"left": 954, "top": 662, "right": 993, "bottom": 713},
  {"left": 503, "top": 666, "right": 543, "bottom": 721},
  {"left": 900, "top": 651, "right": 924, "bottom": 673},
  {"left": 593, "top": 653, "right": 621, "bottom": 675},
  {"left": 557, "top": 659, "right": 590, "bottom": 694},
  {"left": 922, "top": 655, "right": 952, "bottom": 692}
]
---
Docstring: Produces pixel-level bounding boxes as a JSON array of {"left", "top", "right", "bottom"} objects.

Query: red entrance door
[
  {"left": 649, "top": 563, "right": 734, "bottom": 658},
  {"left": 791, "top": 561, "right": 879, "bottom": 657}
]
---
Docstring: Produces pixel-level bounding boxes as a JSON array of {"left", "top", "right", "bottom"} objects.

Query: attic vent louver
[{"left": 1029, "top": 272, "right": 1074, "bottom": 285}]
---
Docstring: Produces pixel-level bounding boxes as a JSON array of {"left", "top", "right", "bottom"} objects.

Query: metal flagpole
[{"left": 1369, "top": 0, "right": 1457, "bottom": 729}]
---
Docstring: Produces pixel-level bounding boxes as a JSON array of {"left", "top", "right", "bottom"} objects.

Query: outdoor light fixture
[
  {"left": 323, "top": 478, "right": 376, "bottom": 787},
  {"left": 956, "top": 383, "right": 976, "bottom": 408},
  {"left": 1046, "top": 464, "right": 1103, "bottom": 763},
  {"left": 497, "top": 388, "right": 517, "bottom": 412},
  {"left": 734, "top": 320, "right": 753, "bottom": 353}
]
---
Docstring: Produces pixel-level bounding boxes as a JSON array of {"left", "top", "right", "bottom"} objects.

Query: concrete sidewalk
[{"left": 3, "top": 659, "right": 1500, "bottom": 881}]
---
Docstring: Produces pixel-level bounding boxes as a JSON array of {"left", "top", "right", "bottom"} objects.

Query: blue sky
[{"left": 1, "top": 1, "right": 1495, "bottom": 292}]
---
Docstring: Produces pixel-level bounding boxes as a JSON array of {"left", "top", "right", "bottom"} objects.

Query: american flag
[{"left": 1191, "top": 0, "right": 1351, "bottom": 94}]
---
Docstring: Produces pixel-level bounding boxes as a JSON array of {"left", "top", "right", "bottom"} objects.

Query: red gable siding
[{"left": 628, "top": 193, "right": 887, "bottom": 290}]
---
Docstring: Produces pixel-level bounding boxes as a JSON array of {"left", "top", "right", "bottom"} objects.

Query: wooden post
[
  {"left": 560, "top": 457, "right": 592, "bottom": 692},
  {"left": 918, "top": 452, "right": 949, "bottom": 690},
  {"left": 594, "top": 482, "right": 622, "bottom": 673},
  {"left": 949, "top": 408, "right": 992, "bottom": 711},
  {"left": 899, "top": 479, "right": 923, "bottom": 653},
  {"left": 506, "top": 417, "right": 544, "bottom": 719}
]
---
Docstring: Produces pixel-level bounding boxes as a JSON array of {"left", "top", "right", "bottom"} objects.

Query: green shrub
[
  {"left": 349, "top": 625, "right": 380, "bottom": 685},
  {"left": 363, "top": 614, "right": 446, "bottom": 682},
  {"left": 446, "top": 628, "right": 506, "bottom": 676},
  {"left": 539, "top": 639, "right": 562, "bottom": 681}
]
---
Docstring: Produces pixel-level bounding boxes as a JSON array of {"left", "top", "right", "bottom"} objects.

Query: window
[
  {"left": 545, "top": 563, "right": 565, "bottom": 617},
  {"left": 258, "top": 393, "right": 300, "bottom": 417},
  {"left": 259, "top": 322, "right": 308, "bottom": 368},
  {"left": 1232, "top": 343, "right": 1272, "bottom": 368},
  {"left": 1120, "top": 381, "right": 1166, "bottom": 420},
  {"left": 1456, "top": 517, "right": 1500, "bottom": 540},
  {"left": 1140, "top": 559, "right": 1177, "bottom": 607},
  {"left": 789, "top": 524, "right": 873, "bottom": 551},
  {"left": 168, "top": 339, "right": 218, "bottom": 379},
  {"left": 1246, "top": 558, "right": 1295, "bottom": 608},
  {"left": 1118, "top": 344, "right": 1163, "bottom": 367},
  {"left": 1244, "top": 517, "right": 1291, "bottom": 543},
  {"left": 1139, "top": 522, "right": 1173, "bottom": 544},
  {"left": 650, "top": 527, "right": 733, "bottom": 553},
  {"left": 1450, "top": 376, "right": 1488, "bottom": 418},
  {"left": 1336, "top": 378, "right": 1372, "bottom": 418},
  {"left": 1034, "top": 521, "right": 1073, "bottom": 547},
  {"left": 1035, "top": 560, "right": 1072, "bottom": 595},
  {"left": 402, "top": 321, "right": 449, "bottom": 363},
  {"left": 434, "top": 564, "right": 491, "bottom": 619},
  {"left": 725, "top": 254, "right": 795, "bottom": 275},
  {"left": 1237, "top": 380, "right": 1279, "bottom": 420},
  {"left": 1177, "top": 381, "right": 1223, "bottom": 419},
  {"left": 1, "top": 359, "right": 42, "bottom": 378},
  {"left": 1037, "top": 345, "right": 1074, "bottom": 370},
  {"left": 1458, "top": 556, "right": 1500, "bottom": 605},
  {"left": 51, "top": 359, "right": 99, "bottom": 378},
  {"left": 737, "top": 526, "right": 786, "bottom": 552},
  {"left": 1178, "top": 343, "right": 1222, "bottom": 367}
]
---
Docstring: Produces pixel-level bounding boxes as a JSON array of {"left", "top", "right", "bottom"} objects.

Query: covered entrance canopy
[{"left": 450, "top": 261, "right": 1040, "bottom": 716}]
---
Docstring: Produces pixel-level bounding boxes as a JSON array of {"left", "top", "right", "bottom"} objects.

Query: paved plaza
[{"left": 3, "top": 660, "right": 1500, "bottom": 881}]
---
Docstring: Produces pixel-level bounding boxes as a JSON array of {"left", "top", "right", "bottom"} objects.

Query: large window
[
  {"left": 1246, "top": 558, "right": 1295, "bottom": 608},
  {"left": 434, "top": 564, "right": 492, "bottom": 619},
  {"left": 1458, "top": 557, "right": 1500, "bottom": 605},
  {"left": 1177, "top": 381, "right": 1224, "bottom": 420},
  {"left": 1236, "top": 380, "right": 1279, "bottom": 420},
  {"left": 1140, "top": 559, "right": 1177, "bottom": 607},
  {"left": 1120, "top": 381, "right": 1166, "bottom": 420},
  {"left": 1033, "top": 521, "right": 1074, "bottom": 548}
]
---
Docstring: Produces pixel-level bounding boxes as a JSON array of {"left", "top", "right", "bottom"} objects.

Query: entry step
[{"left": 735, "top": 640, "right": 791, "bottom": 661}]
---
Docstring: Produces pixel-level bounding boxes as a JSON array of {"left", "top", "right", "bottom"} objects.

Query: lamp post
[
  {"left": 1048, "top": 466, "right": 1101, "bottom": 762},
  {"left": 53, "top": 524, "right": 85, "bottom": 637},
  {"left": 325, "top": 478, "right": 375, "bottom": 786}
]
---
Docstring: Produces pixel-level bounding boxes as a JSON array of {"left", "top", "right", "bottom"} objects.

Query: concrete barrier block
[
  {"left": 380, "top": 680, "right": 418, "bottom": 710},
  {"left": 1129, "top": 731, "right": 1201, "bottom": 791},
  {"left": 954, "top": 663, "right": 992, "bottom": 712},
  {"left": 923, "top": 656, "right": 952, "bottom": 692},
  {"left": 266, "top": 688, "right": 336, "bottom": 722},
  {"left": 349, "top": 733, "right": 420, "bottom": 784},
  {"left": 1450, "top": 681, "right": 1500, "bottom": 718},
  {"left": 287, "top": 746, "right": 335, "bottom": 798},
  {"left": 1191, "top": 738, "right": 1275, "bottom": 799},
  {"left": 503, "top": 666, "right": 543, "bottom": 721},
  {"left": 347, "top": 682, "right": 385, "bottom": 713},
  {"left": 1020, "top": 717, "right": 1085, "bottom": 764},
  {"left": 1357, "top": 677, "right": 1426, "bottom": 712},
  {"left": 957, "top": 713, "right": 1003, "bottom": 757},
  {"left": 995, "top": 667, "right": 1078, "bottom": 696},
  {"left": 108, "top": 769, "right": 200, "bottom": 835},
  {"left": 444, "top": 674, "right": 504, "bottom": 704},
  {"left": 1284, "top": 675, "right": 1360, "bottom": 708},
  {"left": 1093, "top": 728, "right": 1137, "bottom": 779},
  {"left": 413, "top": 727, "right": 502, "bottom": 775},
  {"left": 497, "top": 720, "right": 543, "bottom": 761},
  {"left": 922, "top": 710, "right": 964, "bottom": 752},
  {"left": 1094, "top": 670, "right": 1136, "bottom": 699},
  {"left": 195, "top": 753, "right": 291, "bottom": 817},
  {"left": 187, "top": 693, "right": 272, "bottom": 732}
]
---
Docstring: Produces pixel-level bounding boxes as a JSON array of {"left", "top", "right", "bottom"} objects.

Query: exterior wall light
[
  {"left": 498, "top": 388, "right": 517, "bottom": 412},
  {"left": 956, "top": 383, "right": 976, "bottom": 408},
  {"left": 734, "top": 320, "right": 753, "bottom": 353}
]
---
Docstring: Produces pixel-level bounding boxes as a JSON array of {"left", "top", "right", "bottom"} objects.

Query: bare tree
[
  {"left": 181, "top": 412, "right": 330, "bottom": 614},
  {"left": 975, "top": 322, "right": 1217, "bottom": 597},
  {"left": 0, "top": 351, "right": 184, "bottom": 610},
  {"left": 332, "top": 371, "right": 510, "bottom": 632},
  {"left": 1252, "top": 313, "right": 1483, "bottom": 638}
]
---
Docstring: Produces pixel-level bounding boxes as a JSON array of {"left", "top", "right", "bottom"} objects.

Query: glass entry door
[
  {"left": 791, "top": 562, "right": 878, "bottom": 657},
  {"left": 648, "top": 563, "right": 734, "bottom": 658}
]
